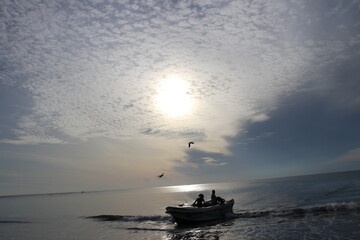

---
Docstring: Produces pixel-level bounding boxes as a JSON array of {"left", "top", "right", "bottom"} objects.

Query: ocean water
[{"left": 1, "top": 170, "right": 360, "bottom": 240}]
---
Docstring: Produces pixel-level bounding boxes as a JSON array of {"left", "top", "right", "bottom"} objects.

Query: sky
[{"left": 1, "top": 0, "right": 360, "bottom": 195}]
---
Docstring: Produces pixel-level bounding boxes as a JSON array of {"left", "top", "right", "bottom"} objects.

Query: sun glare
[{"left": 156, "top": 77, "right": 193, "bottom": 117}]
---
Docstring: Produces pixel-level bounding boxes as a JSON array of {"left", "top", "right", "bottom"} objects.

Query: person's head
[
  {"left": 212, "top": 190, "right": 215, "bottom": 194},
  {"left": 199, "top": 194, "right": 204, "bottom": 198}
]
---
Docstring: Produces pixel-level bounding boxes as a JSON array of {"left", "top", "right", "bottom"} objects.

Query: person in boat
[
  {"left": 192, "top": 194, "right": 206, "bottom": 207},
  {"left": 211, "top": 190, "right": 225, "bottom": 205}
]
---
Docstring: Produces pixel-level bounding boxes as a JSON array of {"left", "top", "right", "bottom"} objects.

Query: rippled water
[{"left": 1, "top": 170, "right": 360, "bottom": 239}]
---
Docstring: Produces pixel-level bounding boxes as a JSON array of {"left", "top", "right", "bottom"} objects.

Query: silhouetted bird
[
  {"left": 188, "top": 142, "right": 194, "bottom": 148},
  {"left": 157, "top": 173, "right": 164, "bottom": 179}
]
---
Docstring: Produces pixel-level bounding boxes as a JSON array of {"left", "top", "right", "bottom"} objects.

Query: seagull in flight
[
  {"left": 157, "top": 173, "right": 164, "bottom": 179},
  {"left": 188, "top": 142, "right": 194, "bottom": 148}
]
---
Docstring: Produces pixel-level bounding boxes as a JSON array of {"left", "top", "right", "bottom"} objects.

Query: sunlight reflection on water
[
  {"left": 157, "top": 183, "right": 212, "bottom": 193},
  {"left": 153, "top": 181, "right": 248, "bottom": 194}
]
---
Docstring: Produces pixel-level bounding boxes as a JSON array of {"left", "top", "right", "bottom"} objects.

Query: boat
[{"left": 166, "top": 199, "right": 234, "bottom": 224}]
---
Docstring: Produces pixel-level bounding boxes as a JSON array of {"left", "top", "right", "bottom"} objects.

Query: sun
[{"left": 156, "top": 77, "right": 193, "bottom": 117}]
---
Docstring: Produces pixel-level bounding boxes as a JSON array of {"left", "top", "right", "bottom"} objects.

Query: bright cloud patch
[
  {"left": 202, "top": 157, "right": 228, "bottom": 166},
  {"left": 334, "top": 148, "right": 360, "bottom": 162}
]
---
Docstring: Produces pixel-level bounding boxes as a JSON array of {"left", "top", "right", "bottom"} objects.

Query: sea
[{"left": 1, "top": 170, "right": 360, "bottom": 240}]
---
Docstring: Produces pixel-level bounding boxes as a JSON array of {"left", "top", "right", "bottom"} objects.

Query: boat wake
[
  {"left": 234, "top": 201, "right": 360, "bottom": 218},
  {"left": 88, "top": 201, "right": 360, "bottom": 224}
]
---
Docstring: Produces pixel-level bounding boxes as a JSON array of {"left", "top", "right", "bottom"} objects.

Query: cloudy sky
[{"left": 1, "top": 0, "right": 359, "bottom": 195}]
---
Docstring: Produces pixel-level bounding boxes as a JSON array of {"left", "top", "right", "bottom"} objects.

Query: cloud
[
  {"left": 140, "top": 127, "right": 206, "bottom": 140},
  {"left": 1, "top": 0, "right": 359, "bottom": 147},
  {"left": 201, "top": 157, "right": 228, "bottom": 166},
  {"left": 1, "top": 0, "right": 360, "bottom": 193},
  {"left": 250, "top": 113, "right": 270, "bottom": 123},
  {"left": 333, "top": 148, "right": 360, "bottom": 162}
]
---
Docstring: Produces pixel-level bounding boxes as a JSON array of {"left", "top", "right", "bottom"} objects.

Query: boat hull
[{"left": 166, "top": 199, "right": 234, "bottom": 224}]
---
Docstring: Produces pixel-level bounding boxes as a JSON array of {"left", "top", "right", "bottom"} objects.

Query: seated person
[
  {"left": 192, "top": 194, "right": 206, "bottom": 207},
  {"left": 211, "top": 190, "right": 225, "bottom": 205}
]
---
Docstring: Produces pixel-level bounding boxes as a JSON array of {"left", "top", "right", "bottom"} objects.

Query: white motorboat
[{"left": 166, "top": 199, "right": 234, "bottom": 224}]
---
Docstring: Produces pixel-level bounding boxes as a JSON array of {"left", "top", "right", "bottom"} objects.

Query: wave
[
  {"left": 0, "top": 189, "right": 132, "bottom": 199},
  {"left": 88, "top": 202, "right": 360, "bottom": 224},
  {"left": 86, "top": 215, "right": 172, "bottom": 222},
  {"left": 0, "top": 191, "right": 96, "bottom": 199},
  {"left": 0, "top": 220, "right": 30, "bottom": 224}
]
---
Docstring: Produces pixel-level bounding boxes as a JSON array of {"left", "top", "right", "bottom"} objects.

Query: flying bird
[
  {"left": 188, "top": 142, "right": 194, "bottom": 148},
  {"left": 157, "top": 173, "right": 164, "bottom": 179}
]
